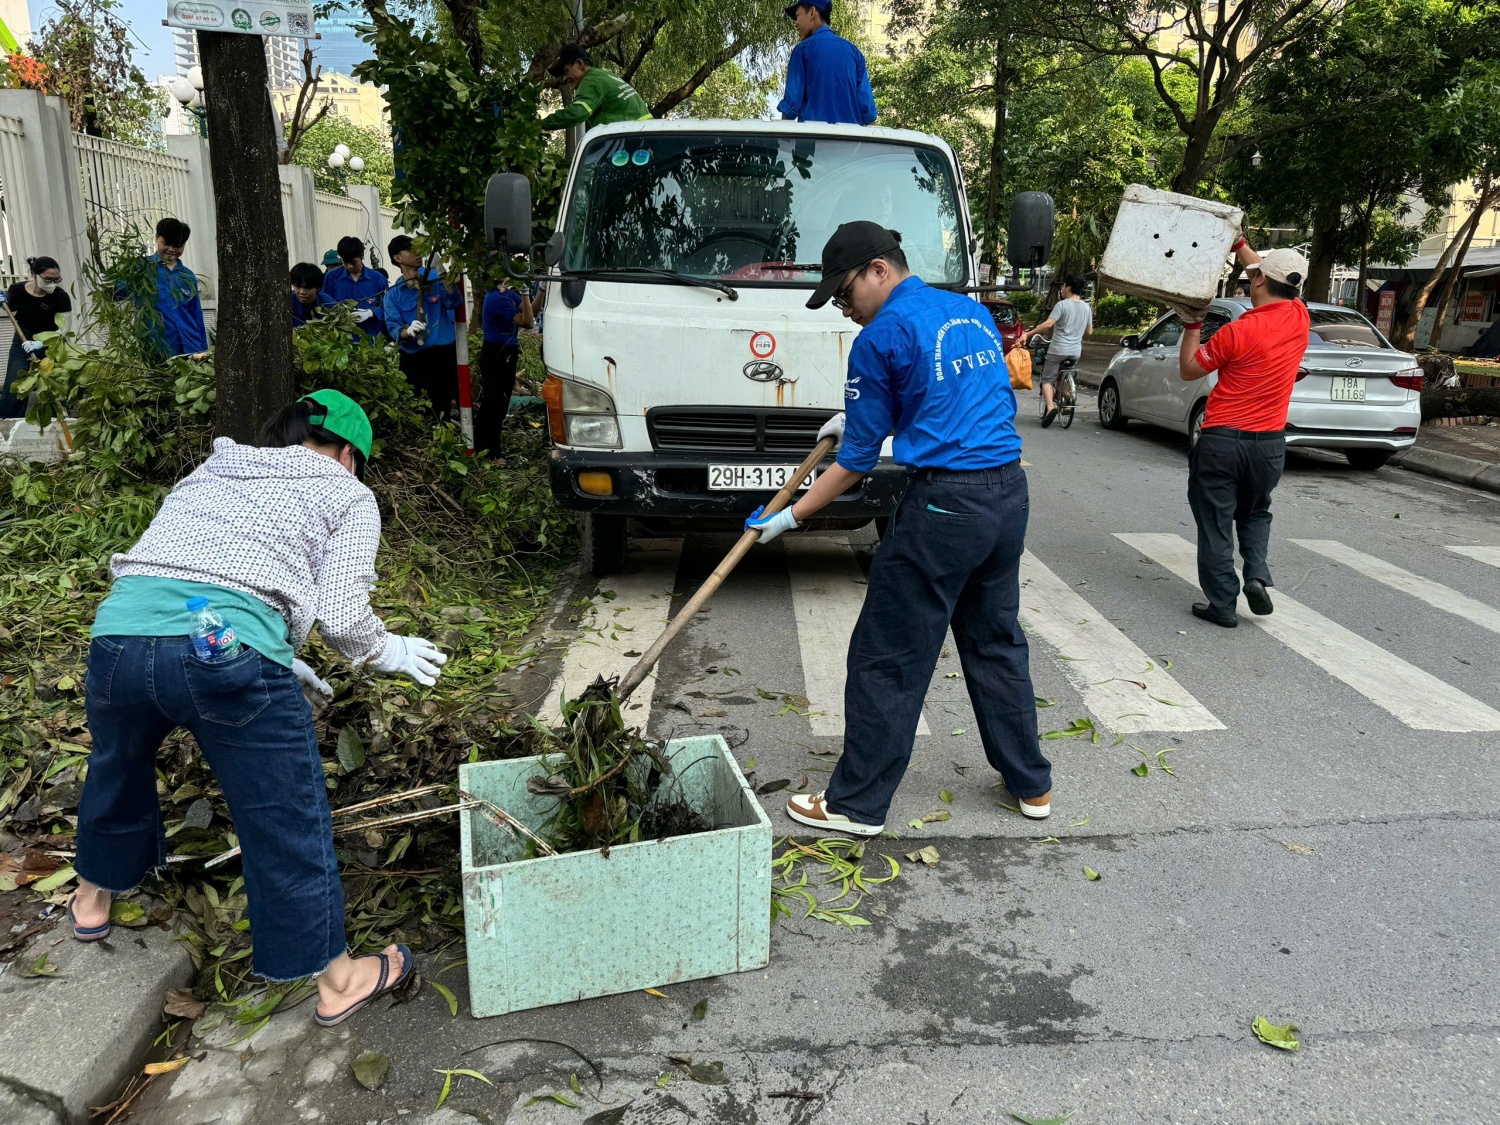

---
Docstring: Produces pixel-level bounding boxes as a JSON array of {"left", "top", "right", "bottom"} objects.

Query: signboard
[
  {"left": 165, "top": 1, "right": 314, "bottom": 37},
  {"left": 1459, "top": 291, "right": 1487, "bottom": 323},
  {"left": 1375, "top": 290, "right": 1395, "bottom": 335}
]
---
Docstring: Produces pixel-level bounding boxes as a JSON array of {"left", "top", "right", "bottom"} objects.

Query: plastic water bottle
[{"left": 187, "top": 597, "right": 242, "bottom": 662}]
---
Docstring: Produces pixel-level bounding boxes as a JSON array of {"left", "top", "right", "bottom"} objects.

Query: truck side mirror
[
  {"left": 543, "top": 231, "right": 565, "bottom": 268},
  {"left": 1007, "top": 192, "right": 1055, "bottom": 270},
  {"left": 485, "top": 173, "right": 532, "bottom": 254}
]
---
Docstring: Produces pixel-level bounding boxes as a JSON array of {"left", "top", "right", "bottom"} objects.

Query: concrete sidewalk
[{"left": 0, "top": 911, "right": 192, "bottom": 1123}]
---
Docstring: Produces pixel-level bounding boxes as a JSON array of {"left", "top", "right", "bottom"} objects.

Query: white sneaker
[
  {"left": 1019, "top": 793, "right": 1052, "bottom": 819},
  {"left": 785, "top": 791, "right": 885, "bottom": 837}
]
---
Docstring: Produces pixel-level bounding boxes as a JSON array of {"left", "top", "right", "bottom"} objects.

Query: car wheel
[
  {"left": 1099, "top": 378, "right": 1128, "bottom": 430},
  {"left": 1344, "top": 449, "right": 1393, "bottom": 471},
  {"left": 1188, "top": 400, "right": 1206, "bottom": 453},
  {"left": 581, "top": 512, "right": 628, "bottom": 576}
]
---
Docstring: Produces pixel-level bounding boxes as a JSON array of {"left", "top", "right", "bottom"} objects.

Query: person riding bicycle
[{"left": 1023, "top": 274, "right": 1092, "bottom": 427}]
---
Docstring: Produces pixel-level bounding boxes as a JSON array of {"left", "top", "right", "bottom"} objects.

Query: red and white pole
[{"left": 453, "top": 272, "right": 475, "bottom": 452}]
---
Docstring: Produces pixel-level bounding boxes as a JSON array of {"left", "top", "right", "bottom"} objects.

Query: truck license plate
[
  {"left": 708, "top": 464, "right": 816, "bottom": 491},
  {"left": 1331, "top": 376, "right": 1366, "bottom": 402}
]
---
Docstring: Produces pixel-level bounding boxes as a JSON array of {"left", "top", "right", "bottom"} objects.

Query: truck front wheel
[{"left": 581, "top": 512, "right": 629, "bottom": 576}]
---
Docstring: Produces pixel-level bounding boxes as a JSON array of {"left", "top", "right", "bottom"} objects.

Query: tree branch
[
  {"left": 649, "top": 36, "right": 749, "bottom": 117},
  {"left": 527, "top": 14, "right": 636, "bottom": 82},
  {"left": 621, "top": 16, "right": 668, "bottom": 83}
]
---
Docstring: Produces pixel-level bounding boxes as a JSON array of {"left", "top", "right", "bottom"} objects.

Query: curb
[
  {"left": 1391, "top": 445, "right": 1500, "bottom": 496},
  {"left": 0, "top": 919, "right": 193, "bottom": 1123}
]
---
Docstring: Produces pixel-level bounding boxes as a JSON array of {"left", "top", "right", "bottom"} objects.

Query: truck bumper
[{"left": 549, "top": 448, "right": 909, "bottom": 524}]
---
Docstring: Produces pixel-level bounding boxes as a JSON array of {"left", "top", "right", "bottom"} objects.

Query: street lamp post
[
  {"left": 326, "top": 144, "right": 365, "bottom": 193},
  {"left": 170, "top": 65, "right": 207, "bottom": 137}
]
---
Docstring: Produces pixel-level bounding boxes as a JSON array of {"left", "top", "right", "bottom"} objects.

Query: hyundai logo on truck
[{"left": 743, "top": 361, "right": 791, "bottom": 385}]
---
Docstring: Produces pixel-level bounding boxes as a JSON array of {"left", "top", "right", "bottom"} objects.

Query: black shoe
[
  {"left": 1192, "top": 602, "right": 1238, "bottom": 628},
  {"left": 1041, "top": 407, "right": 1059, "bottom": 428},
  {"left": 1243, "top": 579, "right": 1273, "bottom": 615}
]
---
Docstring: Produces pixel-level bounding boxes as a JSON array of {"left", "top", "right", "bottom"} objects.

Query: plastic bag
[{"left": 1007, "top": 346, "right": 1033, "bottom": 391}]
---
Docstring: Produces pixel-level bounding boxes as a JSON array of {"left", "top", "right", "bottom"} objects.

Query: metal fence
[
  {"left": 0, "top": 113, "right": 40, "bottom": 292},
  {"left": 72, "top": 132, "right": 194, "bottom": 251}
]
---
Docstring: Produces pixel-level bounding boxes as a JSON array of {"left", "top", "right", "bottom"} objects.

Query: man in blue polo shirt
[
  {"left": 383, "top": 235, "right": 465, "bottom": 420},
  {"left": 322, "top": 236, "right": 389, "bottom": 338},
  {"left": 745, "top": 222, "right": 1052, "bottom": 836},
  {"left": 779, "top": 1, "right": 877, "bottom": 126}
]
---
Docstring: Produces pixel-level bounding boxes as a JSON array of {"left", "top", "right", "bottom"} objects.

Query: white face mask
[{"left": 37, "top": 279, "right": 60, "bottom": 294}]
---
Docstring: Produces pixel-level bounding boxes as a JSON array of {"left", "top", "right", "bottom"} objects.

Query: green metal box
[{"left": 458, "top": 735, "right": 772, "bottom": 1017}]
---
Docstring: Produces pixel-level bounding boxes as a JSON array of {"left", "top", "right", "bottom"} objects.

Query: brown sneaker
[
  {"left": 1019, "top": 791, "right": 1052, "bottom": 819},
  {"left": 786, "top": 791, "right": 884, "bottom": 837}
]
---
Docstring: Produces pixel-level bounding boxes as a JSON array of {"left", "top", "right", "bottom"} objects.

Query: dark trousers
[
  {"left": 77, "top": 637, "right": 346, "bottom": 981},
  {"left": 3, "top": 336, "right": 30, "bottom": 418},
  {"left": 827, "top": 464, "right": 1052, "bottom": 825},
  {"left": 399, "top": 342, "right": 459, "bottom": 421},
  {"left": 1187, "top": 427, "right": 1287, "bottom": 615},
  {"left": 475, "top": 340, "right": 518, "bottom": 455}
]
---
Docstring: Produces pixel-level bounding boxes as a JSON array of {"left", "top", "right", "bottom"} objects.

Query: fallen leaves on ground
[
  {"left": 163, "top": 988, "right": 206, "bottom": 1020},
  {"left": 352, "top": 1050, "right": 390, "bottom": 1091},
  {"left": 1083, "top": 866, "right": 1101, "bottom": 881},
  {"left": 905, "top": 845, "right": 940, "bottom": 867},
  {"left": 691, "top": 998, "right": 708, "bottom": 1021},
  {"left": 1042, "top": 718, "right": 1098, "bottom": 743},
  {"left": 770, "top": 837, "right": 898, "bottom": 928},
  {"left": 143, "top": 1057, "right": 190, "bottom": 1075},
  {"left": 1252, "top": 1016, "right": 1301, "bottom": 1051},
  {"left": 1282, "top": 841, "right": 1315, "bottom": 856},
  {"left": 1008, "top": 1112, "right": 1074, "bottom": 1125},
  {"left": 434, "top": 1068, "right": 493, "bottom": 1109}
]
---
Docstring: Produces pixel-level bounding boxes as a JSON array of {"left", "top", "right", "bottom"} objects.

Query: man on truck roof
[
  {"left": 779, "top": 0, "right": 877, "bottom": 126},
  {"left": 541, "top": 45, "right": 652, "bottom": 132},
  {"left": 745, "top": 221, "right": 1054, "bottom": 836}
]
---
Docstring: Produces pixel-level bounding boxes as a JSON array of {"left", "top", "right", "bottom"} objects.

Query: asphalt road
[{"left": 140, "top": 392, "right": 1500, "bottom": 1125}]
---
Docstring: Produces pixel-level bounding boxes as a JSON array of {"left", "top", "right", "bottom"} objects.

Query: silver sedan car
[{"left": 1096, "top": 299, "right": 1424, "bottom": 469}]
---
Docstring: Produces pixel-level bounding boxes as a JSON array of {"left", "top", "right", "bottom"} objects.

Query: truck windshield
[{"left": 563, "top": 133, "right": 966, "bottom": 287}]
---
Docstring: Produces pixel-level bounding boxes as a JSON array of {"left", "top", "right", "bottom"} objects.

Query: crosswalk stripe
[
  {"left": 784, "top": 538, "right": 930, "bottom": 737},
  {"left": 1448, "top": 545, "right": 1500, "bottom": 570},
  {"left": 1292, "top": 540, "right": 1500, "bottom": 638},
  {"left": 1118, "top": 533, "right": 1500, "bottom": 732},
  {"left": 1018, "top": 552, "right": 1224, "bottom": 733},
  {"left": 538, "top": 541, "right": 681, "bottom": 727}
]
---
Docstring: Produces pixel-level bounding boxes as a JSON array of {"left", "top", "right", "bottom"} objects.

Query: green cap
[
  {"left": 322, "top": 249, "right": 341, "bottom": 268},
  {"left": 300, "top": 388, "right": 373, "bottom": 460}
]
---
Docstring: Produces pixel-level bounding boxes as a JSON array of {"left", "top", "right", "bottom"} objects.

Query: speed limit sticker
[{"left": 749, "top": 331, "right": 776, "bottom": 358}]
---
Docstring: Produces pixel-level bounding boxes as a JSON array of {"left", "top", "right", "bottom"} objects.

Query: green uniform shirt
[
  {"left": 92, "top": 576, "right": 295, "bottom": 667},
  {"left": 542, "top": 67, "right": 652, "bottom": 130}
]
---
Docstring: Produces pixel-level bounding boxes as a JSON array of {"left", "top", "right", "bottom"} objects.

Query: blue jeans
[
  {"left": 827, "top": 463, "right": 1052, "bottom": 825},
  {"left": 78, "top": 636, "right": 346, "bottom": 981},
  {"left": 3, "top": 336, "right": 30, "bottom": 417}
]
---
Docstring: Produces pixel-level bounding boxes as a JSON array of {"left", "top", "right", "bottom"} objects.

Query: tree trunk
[
  {"left": 1170, "top": 119, "right": 1217, "bottom": 194},
  {"left": 1428, "top": 177, "right": 1496, "bottom": 352},
  {"left": 199, "top": 32, "right": 296, "bottom": 442},
  {"left": 1304, "top": 196, "right": 1340, "bottom": 303},
  {"left": 1393, "top": 187, "right": 1487, "bottom": 352},
  {"left": 982, "top": 44, "right": 1009, "bottom": 272},
  {"left": 1420, "top": 385, "right": 1500, "bottom": 420}
]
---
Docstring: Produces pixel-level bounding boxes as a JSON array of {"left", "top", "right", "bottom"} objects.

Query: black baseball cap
[
  {"left": 784, "top": 0, "right": 832, "bottom": 18},
  {"left": 549, "top": 44, "right": 593, "bottom": 76},
  {"left": 806, "top": 221, "right": 902, "bottom": 309}
]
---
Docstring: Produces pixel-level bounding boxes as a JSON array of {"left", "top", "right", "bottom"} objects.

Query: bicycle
[{"left": 1028, "top": 335, "right": 1077, "bottom": 429}]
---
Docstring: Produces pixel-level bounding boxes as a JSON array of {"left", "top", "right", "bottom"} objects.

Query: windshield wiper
[{"left": 570, "top": 266, "right": 738, "bottom": 300}]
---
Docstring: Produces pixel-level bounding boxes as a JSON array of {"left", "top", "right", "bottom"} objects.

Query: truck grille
[{"left": 648, "top": 408, "right": 837, "bottom": 454}]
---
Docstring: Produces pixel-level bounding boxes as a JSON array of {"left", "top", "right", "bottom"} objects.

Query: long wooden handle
[
  {"left": 2, "top": 302, "right": 28, "bottom": 343},
  {"left": 616, "top": 434, "right": 836, "bottom": 701}
]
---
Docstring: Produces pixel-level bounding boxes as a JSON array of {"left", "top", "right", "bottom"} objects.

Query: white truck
[{"left": 486, "top": 119, "right": 1049, "bottom": 574}]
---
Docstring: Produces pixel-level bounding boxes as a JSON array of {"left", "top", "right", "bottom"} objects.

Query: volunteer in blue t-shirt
[
  {"left": 476, "top": 278, "right": 534, "bottom": 462},
  {"left": 778, "top": 1, "right": 877, "bottom": 126},
  {"left": 745, "top": 222, "right": 1053, "bottom": 836},
  {"left": 321, "top": 237, "right": 389, "bottom": 338},
  {"left": 382, "top": 235, "right": 464, "bottom": 420}
]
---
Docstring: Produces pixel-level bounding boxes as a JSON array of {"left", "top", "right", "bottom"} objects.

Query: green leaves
[
  {"left": 1041, "top": 718, "right": 1098, "bottom": 743},
  {"left": 352, "top": 1050, "right": 390, "bottom": 1091},
  {"left": 1131, "top": 762, "right": 1150, "bottom": 777},
  {"left": 1083, "top": 866, "right": 1101, "bottom": 881},
  {"left": 905, "top": 845, "right": 940, "bottom": 867},
  {"left": 336, "top": 727, "right": 365, "bottom": 773},
  {"left": 1252, "top": 1017, "right": 1301, "bottom": 1052},
  {"left": 434, "top": 1068, "right": 492, "bottom": 1109},
  {"left": 526, "top": 1092, "right": 581, "bottom": 1107},
  {"left": 429, "top": 980, "right": 460, "bottom": 1017}
]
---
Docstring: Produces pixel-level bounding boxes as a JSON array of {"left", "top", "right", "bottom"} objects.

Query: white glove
[
  {"left": 368, "top": 634, "right": 448, "bottom": 686},
  {"left": 291, "top": 658, "right": 332, "bottom": 697},
  {"left": 21, "top": 340, "right": 45, "bottom": 354},
  {"left": 407, "top": 319, "right": 427, "bottom": 337},
  {"left": 353, "top": 309, "right": 374, "bottom": 323},
  {"left": 1170, "top": 302, "right": 1211, "bottom": 326},
  {"left": 817, "top": 412, "right": 845, "bottom": 449},
  {"left": 746, "top": 505, "right": 798, "bottom": 543}
]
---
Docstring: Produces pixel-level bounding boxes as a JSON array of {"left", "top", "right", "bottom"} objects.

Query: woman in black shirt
[{"left": 3, "top": 256, "right": 72, "bottom": 418}]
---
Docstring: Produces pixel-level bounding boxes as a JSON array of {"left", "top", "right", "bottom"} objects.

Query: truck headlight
[
  {"left": 543, "top": 375, "right": 622, "bottom": 448},
  {"left": 565, "top": 415, "right": 621, "bottom": 447}
]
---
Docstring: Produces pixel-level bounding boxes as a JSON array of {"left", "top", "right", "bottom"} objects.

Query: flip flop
[
  {"left": 67, "top": 893, "right": 111, "bottom": 943},
  {"left": 314, "top": 944, "right": 414, "bottom": 1028}
]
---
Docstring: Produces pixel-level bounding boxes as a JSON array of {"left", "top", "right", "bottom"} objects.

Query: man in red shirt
[{"left": 1176, "top": 242, "right": 1311, "bottom": 627}]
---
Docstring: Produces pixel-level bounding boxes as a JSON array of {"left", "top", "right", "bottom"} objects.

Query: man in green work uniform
[{"left": 541, "top": 45, "right": 652, "bottom": 131}]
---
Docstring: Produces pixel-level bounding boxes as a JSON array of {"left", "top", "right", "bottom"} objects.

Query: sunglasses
[{"left": 830, "top": 262, "right": 871, "bottom": 311}]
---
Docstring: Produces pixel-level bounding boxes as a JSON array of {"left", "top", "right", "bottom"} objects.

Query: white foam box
[{"left": 1097, "top": 185, "right": 1244, "bottom": 306}]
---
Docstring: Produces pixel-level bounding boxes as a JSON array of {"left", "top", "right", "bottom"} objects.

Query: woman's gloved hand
[
  {"left": 290, "top": 658, "right": 333, "bottom": 698},
  {"left": 368, "top": 635, "right": 448, "bottom": 686}
]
